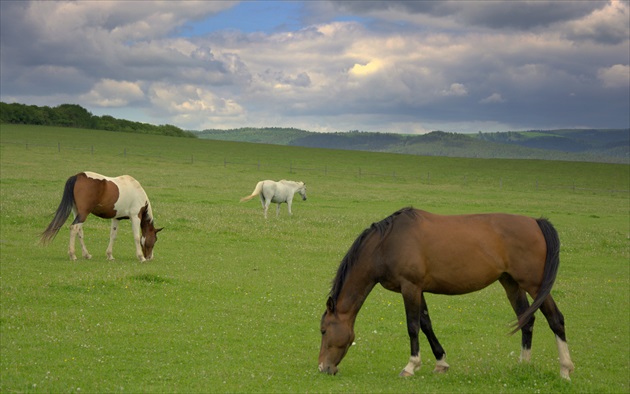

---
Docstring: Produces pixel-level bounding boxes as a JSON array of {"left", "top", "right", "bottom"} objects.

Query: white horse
[{"left": 240, "top": 180, "right": 307, "bottom": 218}]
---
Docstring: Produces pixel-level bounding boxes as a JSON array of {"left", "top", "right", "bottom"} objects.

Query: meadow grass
[{"left": 1, "top": 124, "right": 628, "bottom": 393}]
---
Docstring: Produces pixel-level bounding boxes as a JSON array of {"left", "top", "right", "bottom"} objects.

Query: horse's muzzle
[{"left": 318, "top": 363, "right": 337, "bottom": 375}]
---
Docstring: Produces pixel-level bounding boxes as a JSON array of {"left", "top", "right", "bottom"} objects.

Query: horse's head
[
  {"left": 298, "top": 182, "right": 307, "bottom": 201},
  {"left": 318, "top": 297, "right": 354, "bottom": 375},
  {"left": 141, "top": 223, "right": 163, "bottom": 260}
]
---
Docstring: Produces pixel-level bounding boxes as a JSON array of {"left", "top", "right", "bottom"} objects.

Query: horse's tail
[
  {"left": 512, "top": 218, "right": 560, "bottom": 333},
  {"left": 240, "top": 181, "right": 263, "bottom": 202},
  {"left": 40, "top": 175, "right": 77, "bottom": 244}
]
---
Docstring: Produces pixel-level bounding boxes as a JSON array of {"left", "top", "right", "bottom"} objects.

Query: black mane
[{"left": 328, "top": 207, "right": 417, "bottom": 303}]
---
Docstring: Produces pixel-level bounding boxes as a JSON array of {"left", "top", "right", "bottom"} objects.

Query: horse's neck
[
  {"left": 281, "top": 180, "right": 297, "bottom": 188},
  {"left": 335, "top": 273, "right": 377, "bottom": 324}
]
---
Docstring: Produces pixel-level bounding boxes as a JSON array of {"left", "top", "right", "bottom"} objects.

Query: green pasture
[{"left": 1, "top": 124, "right": 628, "bottom": 393}]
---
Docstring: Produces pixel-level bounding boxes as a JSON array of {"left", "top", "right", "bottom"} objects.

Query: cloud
[
  {"left": 441, "top": 83, "right": 468, "bottom": 97},
  {"left": 349, "top": 60, "right": 384, "bottom": 77},
  {"left": 328, "top": 0, "right": 608, "bottom": 30},
  {"left": 598, "top": 64, "right": 630, "bottom": 88},
  {"left": 564, "top": 0, "right": 629, "bottom": 44},
  {"left": 480, "top": 93, "right": 505, "bottom": 104},
  {"left": 147, "top": 83, "right": 244, "bottom": 128},
  {"left": 1, "top": 1, "right": 628, "bottom": 133},
  {"left": 80, "top": 79, "right": 144, "bottom": 107}
]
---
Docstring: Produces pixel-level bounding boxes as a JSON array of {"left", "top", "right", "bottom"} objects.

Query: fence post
[{"left": 224, "top": 158, "right": 227, "bottom": 167}]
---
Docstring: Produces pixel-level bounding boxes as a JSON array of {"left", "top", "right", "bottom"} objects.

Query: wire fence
[{"left": 3, "top": 139, "right": 629, "bottom": 195}]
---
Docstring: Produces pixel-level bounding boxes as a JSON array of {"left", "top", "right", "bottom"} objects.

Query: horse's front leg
[
  {"left": 419, "top": 294, "right": 449, "bottom": 373},
  {"left": 286, "top": 197, "right": 293, "bottom": 216},
  {"left": 400, "top": 284, "right": 423, "bottom": 376},
  {"left": 130, "top": 217, "right": 146, "bottom": 262},
  {"left": 106, "top": 218, "right": 119, "bottom": 260}
]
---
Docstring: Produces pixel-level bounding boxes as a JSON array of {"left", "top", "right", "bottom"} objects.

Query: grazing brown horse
[
  {"left": 41, "top": 171, "right": 162, "bottom": 262},
  {"left": 319, "top": 207, "right": 574, "bottom": 380}
]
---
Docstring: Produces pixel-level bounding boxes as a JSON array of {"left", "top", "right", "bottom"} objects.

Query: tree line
[{"left": 0, "top": 102, "right": 197, "bottom": 138}]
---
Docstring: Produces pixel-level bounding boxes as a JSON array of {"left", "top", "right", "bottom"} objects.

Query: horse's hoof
[
  {"left": 84, "top": 254, "right": 92, "bottom": 260},
  {"left": 399, "top": 370, "right": 414, "bottom": 377},
  {"left": 560, "top": 368, "right": 573, "bottom": 381},
  {"left": 433, "top": 365, "right": 449, "bottom": 373}
]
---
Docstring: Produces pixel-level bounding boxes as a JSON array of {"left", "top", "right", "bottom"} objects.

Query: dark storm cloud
[{"left": 331, "top": 0, "right": 609, "bottom": 30}]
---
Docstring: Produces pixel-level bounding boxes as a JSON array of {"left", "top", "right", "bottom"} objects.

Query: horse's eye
[{"left": 321, "top": 329, "right": 326, "bottom": 335}]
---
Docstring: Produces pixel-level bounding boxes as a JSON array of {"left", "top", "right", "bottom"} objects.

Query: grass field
[{"left": 1, "top": 124, "right": 628, "bottom": 393}]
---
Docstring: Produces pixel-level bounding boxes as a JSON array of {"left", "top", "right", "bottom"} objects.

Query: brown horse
[
  {"left": 319, "top": 207, "right": 574, "bottom": 380},
  {"left": 41, "top": 171, "right": 162, "bottom": 262}
]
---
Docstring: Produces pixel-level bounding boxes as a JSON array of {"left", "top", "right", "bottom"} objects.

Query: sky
[{"left": 1, "top": 1, "right": 629, "bottom": 134}]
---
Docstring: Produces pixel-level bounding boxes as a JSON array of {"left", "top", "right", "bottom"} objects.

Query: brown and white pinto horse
[
  {"left": 319, "top": 207, "right": 574, "bottom": 380},
  {"left": 41, "top": 171, "right": 162, "bottom": 262}
]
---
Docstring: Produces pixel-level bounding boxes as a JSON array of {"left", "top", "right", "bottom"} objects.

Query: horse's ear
[
  {"left": 156, "top": 227, "right": 164, "bottom": 233},
  {"left": 326, "top": 296, "right": 335, "bottom": 313}
]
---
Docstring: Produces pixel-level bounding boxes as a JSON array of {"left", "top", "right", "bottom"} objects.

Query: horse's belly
[{"left": 424, "top": 271, "right": 501, "bottom": 295}]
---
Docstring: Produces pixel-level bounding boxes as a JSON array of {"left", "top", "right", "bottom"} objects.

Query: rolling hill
[{"left": 197, "top": 128, "right": 629, "bottom": 164}]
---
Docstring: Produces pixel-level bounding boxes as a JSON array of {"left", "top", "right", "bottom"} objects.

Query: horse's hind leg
[
  {"left": 69, "top": 222, "right": 91, "bottom": 260},
  {"left": 260, "top": 196, "right": 270, "bottom": 219},
  {"left": 539, "top": 295, "right": 574, "bottom": 380},
  {"left": 500, "top": 274, "right": 534, "bottom": 362},
  {"left": 77, "top": 225, "right": 91, "bottom": 259},
  {"left": 68, "top": 209, "right": 91, "bottom": 260}
]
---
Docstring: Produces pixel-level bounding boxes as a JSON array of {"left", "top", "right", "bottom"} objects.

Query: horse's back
[
  {"left": 76, "top": 172, "right": 149, "bottom": 219},
  {"left": 384, "top": 210, "right": 546, "bottom": 294}
]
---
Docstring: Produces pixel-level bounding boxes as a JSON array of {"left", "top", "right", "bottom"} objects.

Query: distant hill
[{"left": 197, "top": 128, "right": 629, "bottom": 164}]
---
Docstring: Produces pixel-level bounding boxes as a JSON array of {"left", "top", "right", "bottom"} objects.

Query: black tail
[
  {"left": 40, "top": 175, "right": 77, "bottom": 244},
  {"left": 512, "top": 218, "right": 560, "bottom": 333}
]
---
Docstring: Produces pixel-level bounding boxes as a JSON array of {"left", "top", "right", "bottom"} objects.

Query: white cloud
[
  {"left": 147, "top": 82, "right": 244, "bottom": 128},
  {"left": 349, "top": 60, "right": 384, "bottom": 77},
  {"left": 80, "top": 79, "right": 144, "bottom": 107},
  {"left": 598, "top": 64, "right": 630, "bottom": 88},
  {"left": 440, "top": 83, "right": 468, "bottom": 97},
  {"left": 480, "top": 93, "right": 505, "bottom": 104},
  {"left": 565, "top": 0, "right": 629, "bottom": 44}
]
